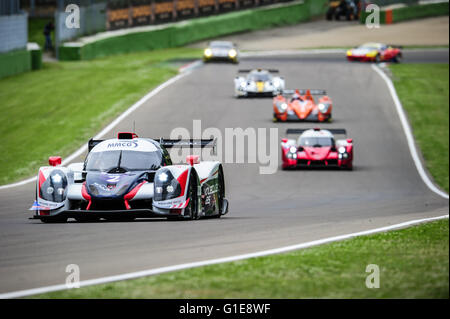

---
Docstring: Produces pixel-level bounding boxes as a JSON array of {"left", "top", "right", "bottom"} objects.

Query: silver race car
[
  {"left": 203, "top": 41, "right": 239, "bottom": 64},
  {"left": 234, "top": 68, "right": 285, "bottom": 97},
  {"left": 30, "top": 132, "right": 228, "bottom": 223}
]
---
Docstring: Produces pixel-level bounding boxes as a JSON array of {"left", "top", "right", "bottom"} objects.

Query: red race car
[
  {"left": 273, "top": 89, "right": 333, "bottom": 122},
  {"left": 347, "top": 43, "right": 403, "bottom": 63},
  {"left": 281, "top": 128, "right": 353, "bottom": 170}
]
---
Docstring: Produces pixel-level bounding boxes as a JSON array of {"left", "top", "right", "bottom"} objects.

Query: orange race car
[{"left": 273, "top": 89, "right": 333, "bottom": 122}]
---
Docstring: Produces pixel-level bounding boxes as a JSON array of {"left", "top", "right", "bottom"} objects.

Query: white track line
[
  {"left": 0, "top": 71, "right": 191, "bottom": 190},
  {"left": 372, "top": 64, "right": 449, "bottom": 199},
  {"left": 0, "top": 214, "right": 447, "bottom": 299}
]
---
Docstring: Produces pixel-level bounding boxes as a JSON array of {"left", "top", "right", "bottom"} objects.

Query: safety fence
[{"left": 106, "top": 0, "right": 296, "bottom": 30}]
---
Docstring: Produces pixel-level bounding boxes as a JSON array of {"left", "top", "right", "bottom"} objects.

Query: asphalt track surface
[{"left": 0, "top": 50, "right": 448, "bottom": 294}]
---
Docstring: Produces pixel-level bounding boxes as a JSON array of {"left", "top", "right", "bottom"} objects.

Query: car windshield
[
  {"left": 247, "top": 72, "right": 272, "bottom": 82},
  {"left": 210, "top": 42, "right": 232, "bottom": 49},
  {"left": 360, "top": 43, "right": 381, "bottom": 50},
  {"left": 298, "top": 137, "right": 335, "bottom": 147},
  {"left": 85, "top": 150, "right": 162, "bottom": 172}
]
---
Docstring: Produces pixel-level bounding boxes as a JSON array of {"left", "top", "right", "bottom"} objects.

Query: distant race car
[
  {"left": 273, "top": 89, "right": 333, "bottom": 122},
  {"left": 234, "top": 68, "right": 285, "bottom": 97},
  {"left": 203, "top": 41, "right": 239, "bottom": 64},
  {"left": 30, "top": 132, "right": 228, "bottom": 223},
  {"left": 347, "top": 43, "right": 403, "bottom": 63},
  {"left": 281, "top": 128, "right": 353, "bottom": 170}
]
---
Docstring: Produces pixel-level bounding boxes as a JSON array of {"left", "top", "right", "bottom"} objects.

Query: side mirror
[
  {"left": 347, "top": 138, "right": 353, "bottom": 143},
  {"left": 330, "top": 146, "right": 337, "bottom": 152},
  {"left": 298, "top": 146, "right": 304, "bottom": 152},
  {"left": 49, "top": 156, "right": 61, "bottom": 166},
  {"left": 281, "top": 138, "right": 288, "bottom": 143}
]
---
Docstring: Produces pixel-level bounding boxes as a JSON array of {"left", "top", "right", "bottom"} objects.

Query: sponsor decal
[
  {"left": 107, "top": 141, "right": 139, "bottom": 149},
  {"left": 106, "top": 175, "right": 121, "bottom": 183}
]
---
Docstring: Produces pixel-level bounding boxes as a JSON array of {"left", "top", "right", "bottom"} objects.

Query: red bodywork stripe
[
  {"left": 38, "top": 170, "right": 46, "bottom": 198},
  {"left": 200, "top": 169, "right": 218, "bottom": 184},
  {"left": 124, "top": 181, "right": 147, "bottom": 210},
  {"left": 81, "top": 182, "right": 92, "bottom": 210},
  {"left": 177, "top": 169, "right": 189, "bottom": 197},
  {"left": 124, "top": 181, "right": 147, "bottom": 201}
]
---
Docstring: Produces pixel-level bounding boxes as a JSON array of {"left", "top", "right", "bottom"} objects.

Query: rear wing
[
  {"left": 286, "top": 128, "right": 347, "bottom": 136},
  {"left": 281, "top": 89, "right": 327, "bottom": 96},
  {"left": 159, "top": 138, "right": 217, "bottom": 154},
  {"left": 238, "top": 69, "right": 279, "bottom": 73},
  {"left": 88, "top": 138, "right": 217, "bottom": 153},
  {"left": 158, "top": 138, "right": 215, "bottom": 148}
]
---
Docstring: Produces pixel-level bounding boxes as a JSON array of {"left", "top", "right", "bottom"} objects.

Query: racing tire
[
  {"left": 216, "top": 166, "right": 225, "bottom": 218},
  {"left": 183, "top": 172, "right": 199, "bottom": 220},
  {"left": 374, "top": 54, "right": 381, "bottom": 64},
  {"left": 393, "top": 53, "right": 402, "bottom": 63}
]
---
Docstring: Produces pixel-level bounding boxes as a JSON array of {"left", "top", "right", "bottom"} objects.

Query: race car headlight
[
  {"left": 273, "top": 78, "right": 281, "bottom": 87},
  {"left": 338, "top": 146, "right": 346, "bottom": 154},
  {"left": 287, "top": 146, "right": 297, "bottom": 159},
  {"left": 40, "top": 170, "right": 67, "bottom": 203},
  {"left": 154, "top": 169, "right": 182, "bottom": 201},
  {"left": 204, "top": 48, "right": 212, "bottom": 57},
  {"left": 347, "top": 50, "right": 353, "bottom": 56},
  {"left": 228, "top": 49, "right": 237, "bottom": 58},
  {"left": 339, "top": 153, "right": 349, "bottom": 159},
  {"left": 318, "top": 103, "right": 329, "bottom": 113},
  {"left": 51, "top": 174, "right": 62, "bottom": 183},
  {"left": 278, "top": 102, "right": 288, "bottom": 112},
  {"left": 239, "top": 81, "right": 246, "bottom": 88},
  {"left": 158, "top": 172, "right": 169, "bottom": 182}
]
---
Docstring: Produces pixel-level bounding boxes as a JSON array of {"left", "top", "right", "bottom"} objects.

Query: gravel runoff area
[{"left": 189, "top": 16, "right": 449, "bottom": 50}]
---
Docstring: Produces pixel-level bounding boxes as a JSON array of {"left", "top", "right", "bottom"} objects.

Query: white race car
[
  {"left": 203, "top": 41, "right": 239, "bottom": 64},
  {"left": 30, "top": 132, "right": 228, "bottom": 223},
  {"left": 234, "top": 68, "right": 285, "bottom": 97}
]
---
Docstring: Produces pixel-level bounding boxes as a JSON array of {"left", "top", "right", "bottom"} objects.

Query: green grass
[
  {"left": 31, "top": 219, "right": 449, "bottom": 298},
  {"left": 0, "top": 48, "right": 201, "bottom": 185},
  {"left": 390, "top": 64, "right": 449, "bottom": 192}
]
